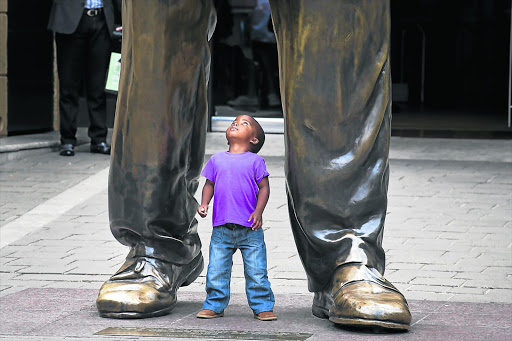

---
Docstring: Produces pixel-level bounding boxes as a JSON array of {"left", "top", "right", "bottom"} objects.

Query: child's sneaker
[
  {"left": 197, "top": 309, "right": 224, "bottom": 319},
  {"left": 254, "top": 311, "right": 277, "bottom": 321}
]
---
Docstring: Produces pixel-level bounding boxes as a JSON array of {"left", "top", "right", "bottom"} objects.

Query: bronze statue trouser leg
[
  {"left": 109, "top": 0, "right": 215, "bottom": 264},
  {"left": 97, "top": 0, "right": 216, "bottom": 318},
  {"left": 269, "top": 0, "right": 390, "bottom": 293},
  {"left": 269, "top": 1, "right": 410, "bottom": 329}
]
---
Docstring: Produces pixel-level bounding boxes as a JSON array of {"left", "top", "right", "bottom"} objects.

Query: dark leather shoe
[
  {"left": 90, "top": 142, "right": 111, "bottom": 154},
  {"left": 96, "top": 252, "right": 203, "bottom": 319},
  {"left": 59, "top": 144, "right": 74, "bottom": 156},
  {"left": 313, "top": 263, "right": 411, "bottom": 330}
]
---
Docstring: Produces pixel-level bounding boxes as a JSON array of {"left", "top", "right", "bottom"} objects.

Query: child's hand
[
  {"left": 198, "top": 205, "right": 208, "bottom": 218},
  {"left": 248, "top": 211, "right": 263, "bottom": 230}
]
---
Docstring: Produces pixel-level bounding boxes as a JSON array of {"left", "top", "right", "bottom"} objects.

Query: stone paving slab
[
  {"left": 0, "top": 288, "right": 511, "bottom": 341},
  {"left": 0, "top": 144, "right": 111, "bottom": 228}
]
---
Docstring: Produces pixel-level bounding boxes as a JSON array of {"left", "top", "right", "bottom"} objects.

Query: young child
[{"left": 196, "top": 115, "right": 276, "bottom": 321}]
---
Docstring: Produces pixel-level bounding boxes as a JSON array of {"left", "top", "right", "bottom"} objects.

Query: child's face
[{"left": 226, "top": 115, "right": 258, "bottom": 144}]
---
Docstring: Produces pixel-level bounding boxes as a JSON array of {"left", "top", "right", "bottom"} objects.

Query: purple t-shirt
[{"left": 201, "top": 151, "right": 269, "bottom": 228}]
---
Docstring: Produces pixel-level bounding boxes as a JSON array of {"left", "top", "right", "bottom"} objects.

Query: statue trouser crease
[{"left": 97, "top": 0, "right": 411, "bottom": 330}]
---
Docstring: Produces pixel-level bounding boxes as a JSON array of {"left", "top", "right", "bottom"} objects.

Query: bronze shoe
[
  {"left": 96, "top": 252, "right": 203, "bottom": 319},
  {"left": 313, "top": 263, "right": 411, "bottom": 330}
]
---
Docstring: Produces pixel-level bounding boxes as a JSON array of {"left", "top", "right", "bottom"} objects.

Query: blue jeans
[{"left": 203, "top": 224, "right": 275, "bottom": 314}]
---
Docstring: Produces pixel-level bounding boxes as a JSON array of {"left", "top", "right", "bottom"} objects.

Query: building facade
[{"left": 0, "top": 0, "right": 511, "bottom": 138}]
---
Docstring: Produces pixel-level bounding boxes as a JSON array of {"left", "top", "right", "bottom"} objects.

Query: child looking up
[{"left": 196, "top": 115, "right": 276, "bottom": 321}]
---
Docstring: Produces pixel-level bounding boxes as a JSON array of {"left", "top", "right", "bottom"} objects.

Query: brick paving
[{"left": 0, "top": 131, "right": 511, "bottom": 340}]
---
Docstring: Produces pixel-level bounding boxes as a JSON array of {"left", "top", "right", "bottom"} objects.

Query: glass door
[{"left": 209, "top": 0, "right": 283, "bottom": 133}]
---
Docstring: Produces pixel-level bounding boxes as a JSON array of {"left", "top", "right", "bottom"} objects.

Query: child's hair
[{"left": 251, "top": 117, "right": 265, "bottom": 153}]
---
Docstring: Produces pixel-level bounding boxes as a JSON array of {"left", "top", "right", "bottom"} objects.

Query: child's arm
[
  {"left": 198, "top": 179, "right": 214, "bottom": 217},
  {"left": 249, "top": 176, "right": 270, "bottom": 230}
]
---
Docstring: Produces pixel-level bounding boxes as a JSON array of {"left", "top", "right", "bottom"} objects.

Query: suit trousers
[
  {"left": 109, "top": 0, "right": 390, "bottom": 293},
  {"left": 56, "top": 11, "right": 111, "bottom": 146}
]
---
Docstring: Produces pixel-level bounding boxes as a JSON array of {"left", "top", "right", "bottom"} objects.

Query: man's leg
[
  {"left": 269, "top": 0, "right": 411, "bottom": 329},
  {"left": 56, "top": 30, "right": 86, "bottom": 147},
  {"left": 84, "top": 13, "right": 111, "bottom": 145},
  {"left": 97, "top": 0, "right": 216, "bottom": 318}
]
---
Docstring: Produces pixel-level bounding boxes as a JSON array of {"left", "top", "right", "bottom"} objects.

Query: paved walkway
[{"left": 0, "top": 130, "right": 511, "bottom": 340}]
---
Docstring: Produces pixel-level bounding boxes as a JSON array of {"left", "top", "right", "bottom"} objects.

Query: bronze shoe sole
[
  {"left": 99, "top": 302, "right": 177, "bottom": 319},
  {"left": 330, "top": 316, "right": 410, "bottom": 330}
]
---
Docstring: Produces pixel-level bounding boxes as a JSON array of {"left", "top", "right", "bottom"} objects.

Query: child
[{"left": 196, "top": 115, "right": 276, "bottom": 321}]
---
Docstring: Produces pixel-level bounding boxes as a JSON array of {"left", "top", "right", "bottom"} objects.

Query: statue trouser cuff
[
  {"left": 96, "top": 250, "right": 203, "bottom": 318},
  {"left": 312, "top": 262, "right": 411, "bottom": 330}
]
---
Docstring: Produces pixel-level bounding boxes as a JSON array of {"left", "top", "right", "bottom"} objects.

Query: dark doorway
[
  {"left": 7, "top": 0, "right": 54, "bottom": 135},
  {"left": 210, "top": 0, "right": 511, "bottom": 137},
  {"left": 390, "top": 0, "right": 511, "bottom": 136}
]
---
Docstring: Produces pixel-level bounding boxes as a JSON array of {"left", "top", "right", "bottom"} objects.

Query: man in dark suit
[{"left": 48, "top": 0, "right": 121, "bottom": 156}]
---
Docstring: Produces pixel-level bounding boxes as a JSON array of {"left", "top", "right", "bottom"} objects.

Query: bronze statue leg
[
  {"left": 97, "top": 0, "right": 216, "bottom": 318},
  {"left": 269, "top": 0, "right": 411, "bottom": 329},
  {"left": 97, "top": 0, "right": 410, "bottom": 329}
]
